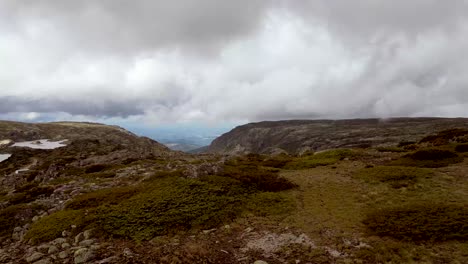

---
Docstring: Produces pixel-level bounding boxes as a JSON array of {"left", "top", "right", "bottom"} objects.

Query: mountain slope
[
  {"left": 0, "top": 121, "right": 172, "bottom": 189},
  {"left": 207, "top": 118, "right": 468, "bottom": 154}
]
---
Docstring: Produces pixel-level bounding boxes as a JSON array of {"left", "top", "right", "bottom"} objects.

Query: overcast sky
[{"left": 2, "top": 0, "right": 468, "bottom": 133}]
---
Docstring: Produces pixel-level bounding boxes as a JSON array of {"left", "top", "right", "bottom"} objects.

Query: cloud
[{"left": 1, "top": 0, "right": 468, "bottom": 126}]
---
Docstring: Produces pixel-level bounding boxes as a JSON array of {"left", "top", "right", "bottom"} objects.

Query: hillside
[
  {"left": 0, "top": 120, "right": 468, "bottom": 263},
  {"left": 207, "top": 118, "right": 468, "bottom": 155}
]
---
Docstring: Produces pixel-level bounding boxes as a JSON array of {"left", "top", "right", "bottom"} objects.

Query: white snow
[
  {"left": 0, "top": 154, "right": 12, "bottom": 162},
  {"left": 12, "top": 139, "right": 68, "bottom": 149}
]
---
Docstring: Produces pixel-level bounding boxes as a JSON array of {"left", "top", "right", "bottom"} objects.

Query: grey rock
[
  {"left": 32, "top": 216, "right": 39, "bottom": 222},
  {"left": 62, "top": 230, "right": 71, "bottom": 237},
  {"left": 33, "top": 259, "right": 52, "bottom": 264},
  {"left": 62, "top": 243, "right": 71, "bottom": 249},
  {"left": 37, "top": 244, "right": 50, "bottom": 253},
  {"left": 54, "top": 238, "right": 68, "bottom": 244},
  {"left": 74, "top": 248, "right": 95, "bottom": 264},
  {"left": 83, "top": 229, "right": 94, "bottom": 240},
  {"left": 58, "top": 251, "right": 69, "bottom": 259},
  {"left": 13, "top": 227, "right": 22, "bottom": 232},
  {"left": 48, "top": 245, "right": 59, "bottom": 254},
  {"left": 97, "top": 256, "right": 118, "bottom": 264},
  {"left": 74, "top": 232, "right": 84, "bottom": 244},
  {"left": 26, "top": 252, "right": 45, "bottom": 263},
  {"left": 79, "top": 239, "right": 95, "bottom": 247},
  {"left": 254, "top": 261, "right": 268, "bottom": 264},
  {"left": 123, "top": 248, "right": 133, "bottom": 257}
]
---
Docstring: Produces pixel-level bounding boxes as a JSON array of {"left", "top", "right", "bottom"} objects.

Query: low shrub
[
  {"left": 96, "top": 176, "right": 248, "bottom": 241},
  {"left": 455, "top": 143, "right": 468, "bottom": 153},
  {"left": 283, "top": 149, "right": 359, "bottom": 170},
  {"left": 65, "top": 186, "right": 140, "bottom": 210},
  {"left": 420, "top": 129, "right": 468, "bottom": 145},
  {"left": 0, "top": 204, "right": 45, "bottom": 237},
  {"left": 392, "top": 149, "right": 463, "bottom": 168},
  {"left": 376, "top": 146, "right": 407, "bottom": 153},
  {"left": 363, "top": 203, "right": 468, "bottom": 241},
  {"left": 355, "top": 166, "right": 432, "bottom": 188},
  {"left": 221, "top": 165, "right": 297, "bottom": 192},
  {"left": 9, "top": 185, "right": 55, "bottom": 205},
  {"left": 85, "top": 164, "right": 111, "bottom": 173},
  {"left": 25, "top": 210, "right": 91, "bottom": 244},
  {"left": 261, "top": 155, "right": 293, "bottom": 168},
  {"left": 407, "top": 149, "right": 459, "bottom": 160}
]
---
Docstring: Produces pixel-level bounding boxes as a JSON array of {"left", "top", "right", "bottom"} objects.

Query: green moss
[
  {"left": 25, "top": 210, "right": 91, "bottom": 244},
  {"left": 355, "top": 166, "right": 433, "bottom": 188},
  {"left": 363, "top": 203, "right": 468, "bottom": 241},
  {"left": 245, "top": 192, "right": 296, "bottom": 216},
  {"left": 283, "top": 149, "right": 359, "bottom": 170}
]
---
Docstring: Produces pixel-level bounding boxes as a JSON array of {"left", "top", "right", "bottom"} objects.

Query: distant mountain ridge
[{"left": 207, "top": 117, "right": 468, "bottom": 155}]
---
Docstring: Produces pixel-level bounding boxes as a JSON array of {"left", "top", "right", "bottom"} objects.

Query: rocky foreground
[{"left": 1, "top": 120, "right": 468, "bottom": 263}]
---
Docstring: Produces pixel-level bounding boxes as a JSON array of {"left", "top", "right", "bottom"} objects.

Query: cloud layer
[{"left": 2, "top": 0, "right": 468, "bottom": 125}]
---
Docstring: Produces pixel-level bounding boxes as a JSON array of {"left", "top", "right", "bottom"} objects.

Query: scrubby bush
[
  {"left": 407, "top": 149, "right": 459, "bottom": 160},
  {"left": 376, "top": 146, "right": 407, "bottom": 153},
  {"left": 9, "top": 184, "right": 55, "bottom": 205},
  {"left": 85, "top": 164, "right": 110, "bottom": 173},
  {"left": 283, "top": 149, "right": 360, "bottom": 170},
  {"left": 392, "top": 149, "right": 463, "bottom": 168},
  {"left": 96, "top": 176, "right": 248, "bottom": 241},
  {"left": 0, "top": 204, "right": 45, "bottom": 237},
  {"left": 455, "top": 143, "right": 468, "bottom": 153},
  {"left": 221, "top": 165, "right": 297, "bottom": 192},
  {"left": 261, "top": 155, "right": 293, "bottom": 168},
  {"left": 420, "top": 129, "right": 468, "bottom": 145},
  {"left": 25, "top": 210, "right": 91, "bottom": 244},
  {"left": 65, "top": 186, "right": 140, "bottom": 210},
  {"left": 355, "top": 166, "right": 432, "bottom": 188},
  {"left": 364, "top": 203, "right": 468, "bottom": 241}
]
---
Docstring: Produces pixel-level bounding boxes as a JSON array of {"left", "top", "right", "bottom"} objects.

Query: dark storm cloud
[
  {"left": 0, "top": 0, "right": 271, "bottom": 54},
  {"left": 1, "top": 0, "right": 468, "bottom": 123},
  {"left": 0, "top": 96, "right": 144, "bottom": 117}
]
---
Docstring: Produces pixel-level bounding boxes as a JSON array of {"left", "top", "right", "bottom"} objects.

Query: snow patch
[
  {"left": 0, "top": 154, "right": 12, "bottom": 162},
  {"left": 12, "top": 139, "right": 68, "bottom": 149}
]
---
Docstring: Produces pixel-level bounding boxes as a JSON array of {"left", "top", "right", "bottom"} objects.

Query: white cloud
[{"left": 1, "top": 1, "right": 468, "bottom": 126}]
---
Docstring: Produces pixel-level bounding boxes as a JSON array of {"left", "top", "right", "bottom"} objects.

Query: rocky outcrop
[{"left": 207, "top": 118, "right": 468, "bottom": 155}]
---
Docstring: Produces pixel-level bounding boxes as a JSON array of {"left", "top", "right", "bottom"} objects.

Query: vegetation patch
[
  {"left": 455, "top": 143, "right": 468, "bottom": 153},
  {"left": 96, "top": 176, "right": 249, "bottom": 241},
  {"left": 245, "top": 192, "right": 296, "bottom": 216},
  {"left": 355, "top": 166, "right": 433, "bottom": 188},
  {"left": 25, "top": 209, "right": 91, "bottom": 244},
  {"left": 65, "top": 186, "right": 140, "bottom": 210},
  {"left": 375, "top": 146, "right": 407, "bottom": 153},
  {"left": 0, "top": 203, "right": 45, "bottom": 237},
  {"left": 364, "top": 203, "right": 468, "bottom": 241},
  {"left": 392, "top": 148, "right": 463, "bottom": 168},
  {"left": 8, "top": 183, "right": 54, "bottom": 205},
  {"left": 420, "top": 128, "right": 468, "bottom": 146},
  {"left": 283, "top": 149, "right": 360, "bottom": 170},
  {"left": 221, "top": 164, "right": 297, "bottom": 192}
]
